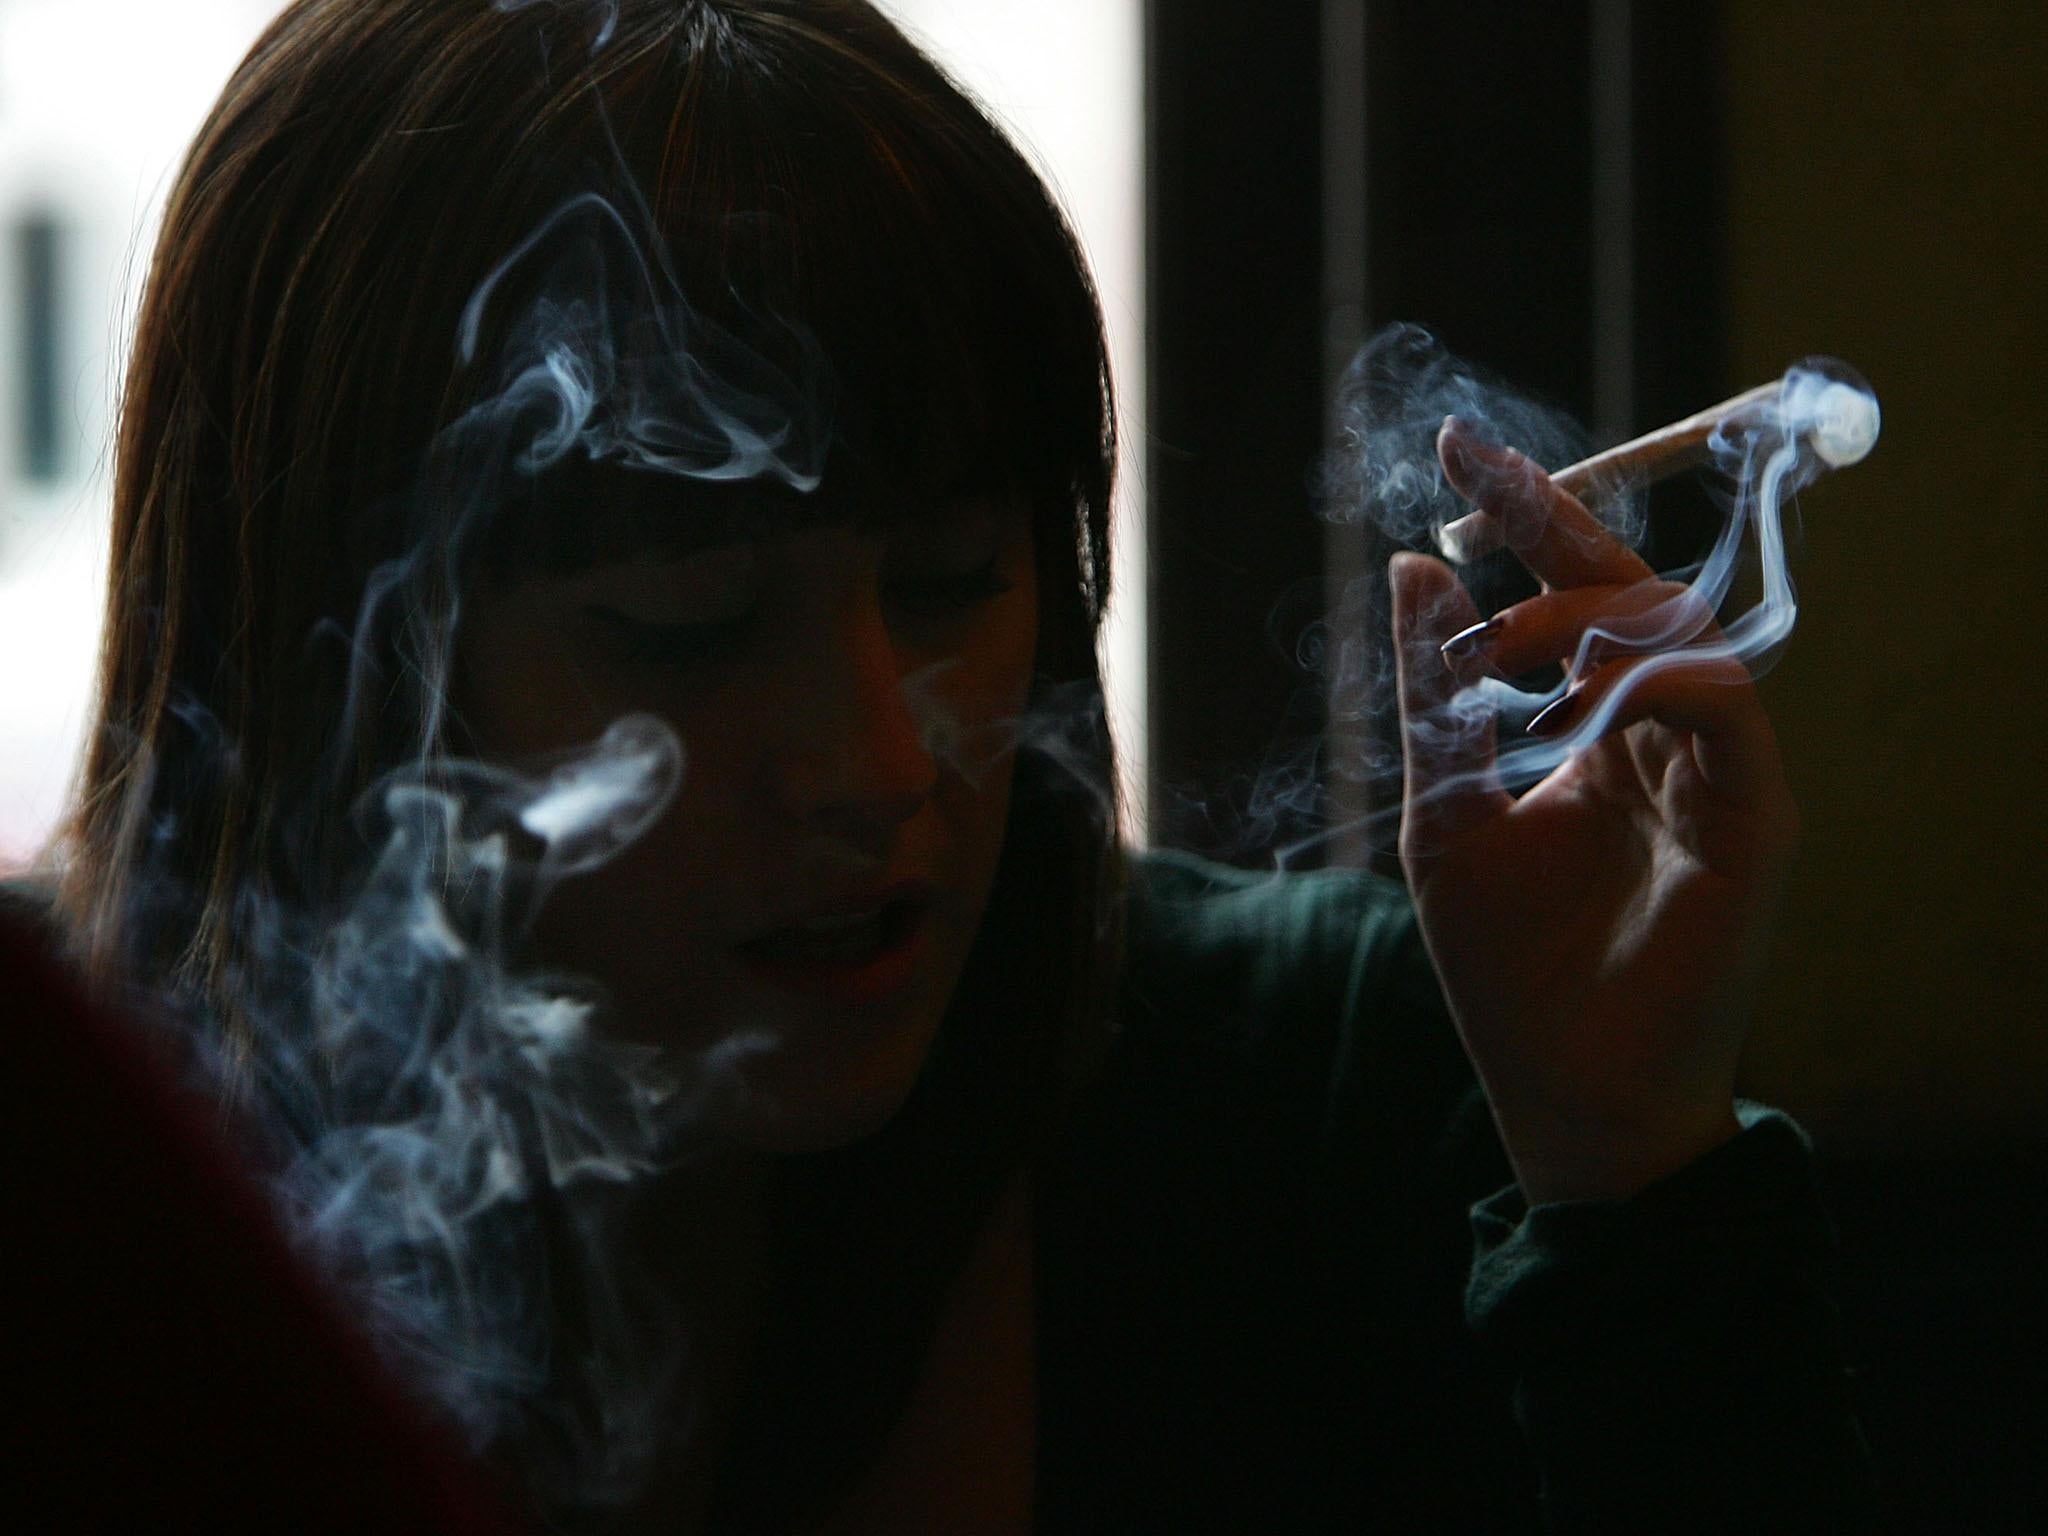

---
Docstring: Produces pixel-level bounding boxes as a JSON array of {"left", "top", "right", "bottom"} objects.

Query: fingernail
[
  {"left": 1439, "top": 616, "right": 1503, "bottom": 663},
  {"left": 1525, "top": 688, "right": 1585, "bottom": 739}
]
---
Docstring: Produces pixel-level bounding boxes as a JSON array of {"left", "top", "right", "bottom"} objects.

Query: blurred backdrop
[
  {"left": 3, "top": 0, "right": 2043, "bottom": 1526},
  {"left": 0, "top": 1, "right": 287, "bottom": 868}
]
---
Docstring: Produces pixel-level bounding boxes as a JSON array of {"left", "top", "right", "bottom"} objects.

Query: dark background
[{"left": 1143, "top": 4, "right": 2046, "bottom": 1529}]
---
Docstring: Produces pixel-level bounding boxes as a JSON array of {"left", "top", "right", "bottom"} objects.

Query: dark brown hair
[
  {"left": 60, "top": 0, "right": 1123, "bottom": 1062},
  {"left": 59, "top": 5, "right": 1126, "bottom": 1508}
]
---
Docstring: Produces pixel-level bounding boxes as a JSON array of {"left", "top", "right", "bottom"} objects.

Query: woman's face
[{"left": 457, "top": 495, "right": 1038, "bottom": 1152}]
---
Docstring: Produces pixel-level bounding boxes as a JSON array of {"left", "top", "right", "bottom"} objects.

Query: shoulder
[
  {"left": 1037, "top": 853, "right": 1510, "bottom": 1517},
  {"left": 1090, "top": 849, "right": 1480, "bottom": 1178},
  {"left": 1119, "top": 847, "right": 1444, "bottom": 1046}
]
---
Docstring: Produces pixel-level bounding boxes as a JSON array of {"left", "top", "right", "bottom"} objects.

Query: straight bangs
[{"left": 480, "top": 4, "right": 1114, "bottom": 625}]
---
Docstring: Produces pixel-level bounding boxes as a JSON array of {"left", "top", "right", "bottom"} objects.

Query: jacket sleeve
[{"left": 1465, "top": 1101, "right": 1880, "bottom": 1533}]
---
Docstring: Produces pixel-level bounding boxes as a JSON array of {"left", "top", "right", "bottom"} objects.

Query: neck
[
  {"left": 801, "top": 1170, "right": 1037, "bottom": 1535},
  {"left": 589, "top": 1150, "right": 775, "bottom": 1536},
  {"left": 567, "top": 1143, "right": 1038, "bottom": 1534}
]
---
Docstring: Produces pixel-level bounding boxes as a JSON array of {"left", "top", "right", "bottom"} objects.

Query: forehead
[{"left": 478, "top": 452, "right": 1024, "bottom": 577}]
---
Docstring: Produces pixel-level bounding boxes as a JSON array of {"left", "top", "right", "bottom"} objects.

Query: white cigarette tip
[
  {"left": 1436, "top": 510, "right": 1501, "bottom": 564},
  {"left": 1806, "top": 381, "right": 1881, "bottom": 468}
]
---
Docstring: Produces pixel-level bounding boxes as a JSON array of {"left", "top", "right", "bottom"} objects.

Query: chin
[
  {"left": 714, "top": 1003, "right": 945, "bottom": 1155},
  {"left": 733, "top": 1069, "right": 924, "bottom": 1154}
]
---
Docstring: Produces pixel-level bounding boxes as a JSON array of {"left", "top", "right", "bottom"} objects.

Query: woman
[{"left": 52, "top": 0, "right": 1872, "bottom": 1530}]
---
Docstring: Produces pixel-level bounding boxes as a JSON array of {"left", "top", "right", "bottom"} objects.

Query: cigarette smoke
[
  {"left": 251, "top": 716, "right": 696, "bottom": 1496},
  {"left": 1308, "top": 324, "right": 1879, "bottom": 862},
  {"left": 1326, "top": 324, "right": 1624, "bottom": 552},
  {"left": 1146, "top": 326, "right": 1605, "bottom": 862},
  {"left": 904, "top": 661, "right": 1119, "bottom": 833},
  {"left": 331, "top": 180, "right": 828, "bottom": 772},
  {"left": 492, "top": 0, "right": 620, "bottom": 53},
  {"left": 139, "top": 164, "right": 832, "bottom": 1509}
]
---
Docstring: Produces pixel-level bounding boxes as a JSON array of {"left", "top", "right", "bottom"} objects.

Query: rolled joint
[{"left": 1432, "top": 371, "right": 1878, "bottom": 563}]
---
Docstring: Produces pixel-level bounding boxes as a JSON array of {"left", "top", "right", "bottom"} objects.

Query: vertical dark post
[
  {"left": 1323, "top": 1, "right": 1600, "bottom": 868},
  {"left": 1622, "top": 5, "right": 1728, "bottom": 577},
  {"left": 1356, "top": 5, "right": 1598, "bottom": 414},
  {"left": 1143, "top": 0, "right": 1330, "bottom": 860},
  {"left": 16, "top": 212, "right": 70, "bottom": 484}
]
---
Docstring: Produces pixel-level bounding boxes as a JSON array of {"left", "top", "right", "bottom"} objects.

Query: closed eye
[
  {"left": 884, "top": 559, "right": 1014, "bottom": 619},
  {"left": 583, "top": 605, "right": 757, "bottom": 668}
]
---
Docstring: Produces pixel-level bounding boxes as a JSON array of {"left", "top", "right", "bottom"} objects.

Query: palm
[{"left": 1421, "top": 724, "right": 1752, "bottom": 1065}]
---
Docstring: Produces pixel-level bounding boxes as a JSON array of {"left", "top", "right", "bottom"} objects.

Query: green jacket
[{"left": 1033, "top": 849, "right": 1874, "bottom": 1531}]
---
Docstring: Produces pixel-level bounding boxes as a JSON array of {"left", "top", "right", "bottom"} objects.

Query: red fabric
[{"left": 5, "top": 911, "right": 530, "bottom": 1533}]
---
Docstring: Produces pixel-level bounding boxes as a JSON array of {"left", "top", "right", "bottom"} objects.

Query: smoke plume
[{"left": 1307, "top": 324, "right": 1879, "bottom": 863}]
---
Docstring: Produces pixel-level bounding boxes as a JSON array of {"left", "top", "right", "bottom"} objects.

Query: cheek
[
  {"left": 924, "top": 650, "right": 1036, "bottom": 932},
  {"left": 524, "top": 811, "right": 723, "bottom": 1034},
  {"left": 936, "top": 739, "right": 1016, "bottom": 867},
  {"left": 519, "top": 710, "right": 766, "bottom": 1038},
  {"left": 454, "top": 593, "right": 615, "bottom": 759},
  {"left": 915, "top": 590, "right": 1040, "bottom": 781}
]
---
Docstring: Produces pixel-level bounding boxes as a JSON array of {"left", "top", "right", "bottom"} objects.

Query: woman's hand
[{"left": 1389, "top": 419, "right": 1801, "bottom": 1204}]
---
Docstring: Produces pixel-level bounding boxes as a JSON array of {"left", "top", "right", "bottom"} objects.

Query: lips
[{"left": 733, "top": 881, "right": 937, "bottom": 1005}]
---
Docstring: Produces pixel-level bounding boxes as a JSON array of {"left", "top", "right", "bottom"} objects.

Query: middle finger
[{"left": 1439, "top": 578, "right": 1716, "bottom": 684}]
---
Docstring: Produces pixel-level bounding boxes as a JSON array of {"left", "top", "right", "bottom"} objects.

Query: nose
[{"left": 770, "top": 597, "right": 939, "bottom": 838}]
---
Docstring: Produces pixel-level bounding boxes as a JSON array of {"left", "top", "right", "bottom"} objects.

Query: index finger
[{"left": 1437, "top": 416, "right": 1653, "bottom": 591}]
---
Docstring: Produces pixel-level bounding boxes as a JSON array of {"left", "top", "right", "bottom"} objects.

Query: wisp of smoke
[
  {"left": 493, "top": 0, "right": 621, "bottom": 53},
  {"left": 1305, "top": 325, "right": 1878, "bottom": 865},
  {"left": 1324, "top": 323, "right": 1627, "bottom": 550},
  {"left": 245, "top": 716, "right": 694, "bottom": 1497},
  {"left": 902, "top": 661, "right": 1120, "bottom": 836},
  {"left": 332, "top": 183, "right": 828, "bottom": 772},
  {"left": 148, "top": 157, "right": 830, "bottom": 1507}
]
